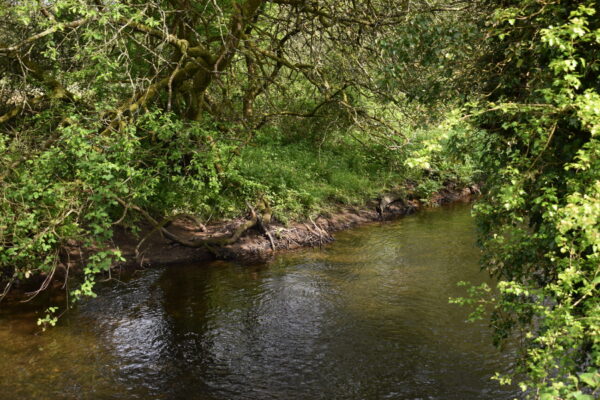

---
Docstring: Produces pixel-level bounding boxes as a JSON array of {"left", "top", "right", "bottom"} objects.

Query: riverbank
[
  {"left": 0, "top": 182, "right": 477, "bottom": 302},
  {"left": 113, "top": 182, "right": 479, "bottom": 268}
]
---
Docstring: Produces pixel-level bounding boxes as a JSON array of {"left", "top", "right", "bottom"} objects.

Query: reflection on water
[{"left": 0, "top": 203, "right": 518, "bottom": 399}]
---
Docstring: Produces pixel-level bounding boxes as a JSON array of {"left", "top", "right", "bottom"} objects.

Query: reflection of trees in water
[
  {"left": 0, "top": 205, "right": 518, "bottom": 399},
  {"left": 0, "top": 309, "right": 120, "bottom": 398},
  {"left": 153, "top": 263, "right": 271, "bottom": 397},
  {"left": 156, "top": 261, "right": 334, "bottom": 398},
  {"left": 96, "top": 206, "right": 512, "bottom": 399},
  {"left": 94, "top": 271, "right": 173, "bottom": 396}
]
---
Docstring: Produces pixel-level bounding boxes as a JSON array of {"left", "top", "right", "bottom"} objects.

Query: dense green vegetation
[
  {"left": 0, "top": 0, "right": 477, "bottom": 299},
  {"left": 468, "top": 1, "right": 600, "bottom": 398},
  {"left": 0, "top": 0, "right": 598, "bottom": 398}
]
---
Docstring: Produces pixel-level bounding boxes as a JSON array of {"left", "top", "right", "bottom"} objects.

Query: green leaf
[{"left": 579, "top": 371, "right": 600, "bottom": 387}]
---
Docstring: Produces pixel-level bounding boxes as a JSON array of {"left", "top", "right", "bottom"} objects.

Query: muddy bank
[
  {"left": 0, "top": 183, "right": 478, "bottom": 301},
  {"left": 115, "top": 183, "right": 479, "bottom": 267}
]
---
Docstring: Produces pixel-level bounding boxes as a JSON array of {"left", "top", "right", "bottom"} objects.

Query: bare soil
[{"left": 113, "top": 184, "right": 479, "bottom": 268}]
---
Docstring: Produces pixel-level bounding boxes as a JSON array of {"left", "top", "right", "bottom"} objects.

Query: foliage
[
  {"left": 6, "top": 0, "right": 599, "bottom": 397},
  {"left": 405, "top": 111, "right": 481, "bottom": 200},
  {"left": 380, "top": 2, "right": 486, "bottom": 106},
  {"left": 4, "top": 0, "right": 598, "bottom": 397},
  {"left": 37, "top": 306, "right": 59, "bottom": 331},
  {"left": 0, "top": 0, "right": 477, "bottom": 307},
  {"left": 469, "top": 1, "right": 600, "bottom": 398}
]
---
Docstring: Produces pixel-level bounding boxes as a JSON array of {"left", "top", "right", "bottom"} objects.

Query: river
[{"left": 0, "top": 203, "right": 518, "bottom": 399}]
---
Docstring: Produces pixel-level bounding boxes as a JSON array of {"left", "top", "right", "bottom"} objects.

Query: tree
[
  {"left": 0, "top": 1, "right": 476, "bottom": 301},
  {"left": 472, "top": 1, "right": 600, "bottom": 397}
]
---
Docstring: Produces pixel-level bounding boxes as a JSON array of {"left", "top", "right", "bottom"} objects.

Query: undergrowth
[{"left": 0, "top": 106, "right": 477, "bottom": 304}]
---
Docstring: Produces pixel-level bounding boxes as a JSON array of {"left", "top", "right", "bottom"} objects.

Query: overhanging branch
[{"left": 0, "top": 18, "right": 90, "bottom": 55}]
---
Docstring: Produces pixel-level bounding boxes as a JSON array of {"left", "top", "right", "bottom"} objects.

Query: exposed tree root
[{"left": 115, "top": 197, "right": 274, "bottom": 261}]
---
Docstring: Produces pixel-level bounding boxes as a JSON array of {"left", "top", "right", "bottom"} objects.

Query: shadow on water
[{"left": 0, "top": 203, "right": 519, "bottom": 399}]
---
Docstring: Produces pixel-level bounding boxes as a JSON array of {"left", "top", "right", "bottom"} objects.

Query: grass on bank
[{"left": 0, "top": 107, "right": 478, "bottom": 306}]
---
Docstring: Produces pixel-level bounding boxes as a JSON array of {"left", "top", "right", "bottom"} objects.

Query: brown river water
[{"left": 0, "top": 203, "right": 519, "bottom": 399}]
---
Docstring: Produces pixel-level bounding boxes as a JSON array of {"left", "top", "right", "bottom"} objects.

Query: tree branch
[{"left": 0, "top": 18, "right": 89, "bottom": 55}]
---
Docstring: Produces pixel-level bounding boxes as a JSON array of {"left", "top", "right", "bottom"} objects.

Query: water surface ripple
[{"left": 0, "top": 203, "right": 518, "bottom": 399}]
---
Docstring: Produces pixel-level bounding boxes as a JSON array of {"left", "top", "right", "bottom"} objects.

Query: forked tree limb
[
  {"left": 0, "top": 18, "right": 90, "bottom": 55},
  {"left": 0, "top": 95, "right": 44, "bottom": 124},
  {"left": 0, "top": 55, "right": 77, "bottom": 125},
  {"left": 103, "top": 0, "right": 265, "bottom": 131},
  {"left": 115, "top": 197, "right": 269, "bottom": 251}
]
